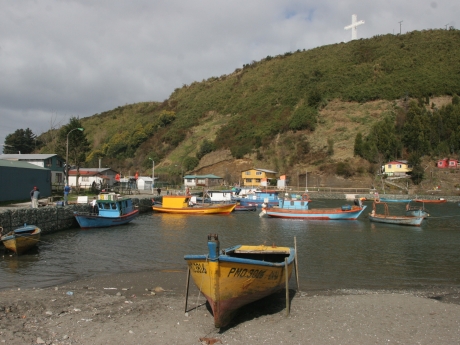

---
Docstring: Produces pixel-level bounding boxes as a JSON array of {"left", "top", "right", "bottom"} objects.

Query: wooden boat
[
  {"left": 379, "top": 197, "right": 412, "bottom": 203},
  {"left": 184, "top": 234, "right": 295, "bottom": 328},
  {"left": 152, "top": 195, "right": 235, "bottom": 214},
  {"left": 233, "top": 190, "right": 281, "bottom": 207},
  {"left": 234, "top": 204, "right": 257, "bottom": 212},
  {"left": 260, "top": 194, "right": 365, "bottom": 220},
  {"left": 1, "top": 225, "right": 41, "bottom": 255},
  {"left": 74, "top": 193, "right": 139, "bottom": 229},
  {"left": 369, "top": 201, "right": 424, "bottom": 226},
  {"left": 414, "top": 198, "right": 447, "bottom": 204}
]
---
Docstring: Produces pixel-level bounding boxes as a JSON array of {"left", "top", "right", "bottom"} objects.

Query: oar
[
  {"left": 294, "top": 237, "right": 300, "bottom": 291},
  {"left": 285, "top": 258, "right": 290, "bottom": 316},
  {"left": 184, "top": 267, "right": 191, "bottom": 313}
]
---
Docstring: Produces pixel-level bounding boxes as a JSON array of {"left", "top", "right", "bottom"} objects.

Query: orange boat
[
  {"left": 152, "top": 195, "right": 236, "bottom": 214},
  {"left": 414, "top": 198, "right": 447, "bottom": 204}
]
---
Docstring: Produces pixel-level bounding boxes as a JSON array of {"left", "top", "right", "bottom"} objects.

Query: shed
[
  {"left": 0, "top": 159, "right": 51, "bottom": 202},
  {"left": 137, "top": 176, "right": 153, "bottom": 190}
]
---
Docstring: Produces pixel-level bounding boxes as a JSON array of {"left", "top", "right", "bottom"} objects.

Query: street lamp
[
  {"left": 149, "top": 158, "right": 154, "bottom": 194},
  {"left": 66, "top": 127, "right": 84, "bottom": 184}
]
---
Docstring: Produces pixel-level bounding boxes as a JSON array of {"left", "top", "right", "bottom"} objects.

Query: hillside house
[
  {"left": 0, "top": 153, "right": 65, "bottom": 187},
  {"left": 184, "top": 174, "right": 223, "bottom": 188},
  {"left": 437, "top": 158, "right": 458, "bottom": 168},
  {"left": 381, "top": 160, "right": 413, "bottom": 177},
  {"left": 241, "top": 168, "right": 278, "bottom": 187}
]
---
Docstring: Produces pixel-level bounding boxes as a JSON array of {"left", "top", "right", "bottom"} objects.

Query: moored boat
[
  {"left": 1, "top": 224, "right": 41, "bottom": 255},
  {"left": 234, "top": 190, "right": 281, "bottom": 207},
  {"left": 234, "top": 204, "right": 257, "bottom": 211},
  {"left": 261, "top": 194, "right": 365, "bottom": 220},
  {"left": 74, "top": 193, "right": 139, "bottom": 229},
  {"left": 405, "top": 203, "right": 429, "bottom": 218},
  {"left": 414, "top": 198, "right": 447, "bottom": 204},
  {"left": 369, "top": 201, "right": 424, "bottom": 226},
  {"left": 184, "top": 234, "right": 295, "bottom": 328},
  {"left": 379, "top": 197, "right": 412, "bottom": 203},
  {"left": 152, "top": 195, "right": 235, "bottom": 214}
]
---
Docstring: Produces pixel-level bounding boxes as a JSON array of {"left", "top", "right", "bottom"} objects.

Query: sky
[{"left": 0, "top": 0, "right": 457, "bottom": 149}]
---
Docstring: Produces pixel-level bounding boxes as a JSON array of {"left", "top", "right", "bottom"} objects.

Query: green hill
[{"left": 39, "top": 29, "right": 460, "bottom": 185}]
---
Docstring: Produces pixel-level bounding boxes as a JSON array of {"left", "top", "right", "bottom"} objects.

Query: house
[
  {"left": 68, "top": 168, "right": 118, "bottom": 189},
  {"left": 137, "top": 176, "right": 154, "bottom": 191},
  {"left": 0, "top": 159, "right": 52, "bottom": 202},
  {"left": 241, "top": 168, "right": 278, "bottom": 187},
  {"left": 381, "top": 160, "right": 413, "bottom": 177},
  {"left": 183, "top": 174, "right": 223, "bottom": 188},
  {"left": 0, "top": 154, "right": 65, "bottom": 187},
  {"left": 437, "top": 158, "right": 458, "bottom": 168}
]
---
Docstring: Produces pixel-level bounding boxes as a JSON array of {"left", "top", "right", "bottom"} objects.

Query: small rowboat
[
  {"left": 413, "top": 198, "right": 447, "bottom": 204},
  {"left": 1, "top": 225, "right": 41, "bottom": 255},
  {"left": 234, "top": 204, "right": 257, "bottom": 212},
  {"left": 184, "top": 234, "right": 296, "bottom": 328},
  {"left": 369, "top": 202, "right": 424, "bottom": 226},
  {"left": 153, "top": 195, "right": 235, "bottom": 214},
  {"left": 379, "top": 197, "right": 412, "bottom": 203}
]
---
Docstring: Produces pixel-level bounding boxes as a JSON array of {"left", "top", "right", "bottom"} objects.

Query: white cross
[{"left": 344, "top": 14, "right": 365, "bottom": 40}]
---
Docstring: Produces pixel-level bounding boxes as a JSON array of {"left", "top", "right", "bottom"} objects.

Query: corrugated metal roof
[
  {"left": 241, "top": 168, "right": 278, "bottom": 174},
  {"left": 0, "top": 159, "right": 49, "bottom": 170},
  {"left": 0, "top": 153, "right": 59, "bottom": 160}
]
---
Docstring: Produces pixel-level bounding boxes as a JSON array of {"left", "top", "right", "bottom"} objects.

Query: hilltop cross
[{"left": 344, "top": 14, "right": 365, "bottom": 40}]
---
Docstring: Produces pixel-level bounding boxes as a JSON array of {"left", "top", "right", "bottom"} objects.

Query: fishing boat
[
  {"left": 184, "top": 234, "right": 296, "bottom": 328},
  {"left": 379, "top": 197, "right": 412, "bottom": 203},
  {"left": 152, "top": 195, "right": 235, "bottom": 214},
  {"left": 260, "top": 194, "right": 365, "bottom": 220},
  {"left": 234, "top": 204, "right": 257, "bottom": 212},
  {"left": 413, "top": 198, "right": 447, "bottom": 204},
  {"left": 233, "top": 190, "right": 281, "bottom": 207},
  {"left": 0, "top": 224, "right": 41, "bottom": 255},
  {"left": 368, "top": 201, "right": 424, "bottom": 226},
  {"left": 73, "top": 193, "right": 139, "bottom": 229}
]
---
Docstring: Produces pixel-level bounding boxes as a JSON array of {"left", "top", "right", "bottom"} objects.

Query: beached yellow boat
[
  {"left": 152, "top": 195, "right": 236, "bottom": 214},
  {"left": 184, "top": 234, "right": 296, "bottom": 328},
  {"left": 1, "top": 225, "right": 41, "bottom": 255}
]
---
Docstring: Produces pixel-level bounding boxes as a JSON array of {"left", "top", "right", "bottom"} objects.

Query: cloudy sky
[{"left": 0, "top": 0, "right": 457, "bottom": 148}]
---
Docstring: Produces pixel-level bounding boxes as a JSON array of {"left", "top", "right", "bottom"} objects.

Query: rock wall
[{"left": 0, "top": 198, "right": 153, "bottom": 236}]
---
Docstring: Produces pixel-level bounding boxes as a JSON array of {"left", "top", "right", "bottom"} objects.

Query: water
[{"left": 1, "top": 199, "right": 460, "bottom": 291}]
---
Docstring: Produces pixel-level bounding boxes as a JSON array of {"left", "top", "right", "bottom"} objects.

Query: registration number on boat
[{"left": 191, "top": 263, "right": 207, "bottom": 274}]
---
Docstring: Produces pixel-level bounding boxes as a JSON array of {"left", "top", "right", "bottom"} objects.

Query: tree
[
  {"left": 57, "top": 117, "right": 90, "bottom": 170},
  {"left": 354, "top": 132, "right": 363, "bottom": 157},
  {"left": 3, "top": 128, "right": 37, "bottom": 154}
]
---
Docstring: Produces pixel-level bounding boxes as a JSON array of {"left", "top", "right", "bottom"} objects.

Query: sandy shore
[{"left": 1, "top": 270, "right": 460, "bottom": 345}]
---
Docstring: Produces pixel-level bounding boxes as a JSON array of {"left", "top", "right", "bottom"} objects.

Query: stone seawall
[{"left": 0, "top": 198, "right": 153, "bottom": 236}]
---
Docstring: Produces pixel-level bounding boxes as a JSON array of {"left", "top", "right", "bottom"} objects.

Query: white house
[
  {"left": 184, "top": 174, "right": 223, "bottom": 187},
  {"left": 68, "top": 168, "right": 118, "bottom": 189},
  {"left": 137, "top": 176, "right": 153, "bottom": 190}
]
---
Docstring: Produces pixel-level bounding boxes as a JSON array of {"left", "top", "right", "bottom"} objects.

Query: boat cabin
[
  {"left": 96, "top": 193, "right": 135, "bottom": 216},
  {"left": 161, "top": 195, "right": 192, "bottom": 209},
  {"left": 278, "top": 193, "right": 310, "bottom": 210}
]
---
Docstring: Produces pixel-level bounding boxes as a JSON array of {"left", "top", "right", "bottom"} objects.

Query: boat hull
[
  {"left": 262, "top": 205, "right": 366, "bottom": 220},
  {"left": 369, "top": 214, "right": 424, "bottom": 226},
  {"left": 74, "top": 209, "right": 139, "bottom": 229},
  {"left": 414, "top": 199, "right": 447, "bottom": 204},
  {"left": 234, "top": 205, "right": 257, "bottom": 212},
  {"left": 1, "top": 225, "right": 41, "bottom": 255},
  {"left": 185, "top": 239, "right": 295, "bottom": 328},
  {"left": 379, "top": 198, "right": 412, "bottom": 203},
  {"left": 152, "top": 203, "right": 235, "bottom": 214}
]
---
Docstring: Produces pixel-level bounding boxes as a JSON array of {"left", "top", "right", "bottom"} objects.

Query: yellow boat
[
  {"left": 184, "top": 234, "right": 296, "bottom": 328},
  {"left": 1, "top": 225, "right": 41, "bottom": 255},
  {"left": 152, "top": 195, "right": 236, "bottom": 214}
]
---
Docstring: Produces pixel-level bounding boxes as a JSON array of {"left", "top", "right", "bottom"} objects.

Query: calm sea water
[{"left": 1, "top": 199, "right": 460, "bottom": 291}]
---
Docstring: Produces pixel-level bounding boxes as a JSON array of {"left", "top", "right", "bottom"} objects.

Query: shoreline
[{"left": 1, "top": 270, "right": 460, "bottom": 344}]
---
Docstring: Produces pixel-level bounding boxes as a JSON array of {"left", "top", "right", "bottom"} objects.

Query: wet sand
[{"left": 1, "top": 270, "right": 460, "bottom": 345}]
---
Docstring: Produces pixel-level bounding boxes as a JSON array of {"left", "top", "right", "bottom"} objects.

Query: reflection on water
[{"left": 1, "top": 199, "right": 460, "bottom": 291}]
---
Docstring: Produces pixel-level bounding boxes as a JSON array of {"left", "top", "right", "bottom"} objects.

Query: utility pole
[{"left": 398, "top": 21, "right": 403, "bottom": 34}]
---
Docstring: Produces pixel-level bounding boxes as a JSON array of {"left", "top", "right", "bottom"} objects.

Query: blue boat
[
  {"left": 379, "top": 197, "right": 413, "bottom": 203},
  {"left": 234, "top": 190, "right": 282, "bottom": 207},
  {"left": 260, "top": 194, "right": 366, "bottom": 220},
  {"left": 74, "top": 193, "right": 139, "bottom": 229}
]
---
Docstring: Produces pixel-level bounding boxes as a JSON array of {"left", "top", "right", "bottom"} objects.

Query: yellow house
[
  {"left": 241, "top": 168, "right": 278, "bottom": 187},
  {"left": 382, "top": 160, "right": 413, "bottom": 177}
]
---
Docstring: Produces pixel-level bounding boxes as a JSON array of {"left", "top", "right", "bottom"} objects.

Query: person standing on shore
[
  {"left": 32, "top": 187, "right": 40, "bottom": 208},
  {"left": 30, "top": 187, "right": 35, "bottom": 207},
  {"left": 64, "top": 184, "right": 71, "bottom": 205}
]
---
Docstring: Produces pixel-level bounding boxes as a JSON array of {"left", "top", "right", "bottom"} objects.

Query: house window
[
  {"left": 55, "top": 173, "right": 63, "bottom": 183},
  {"left": 255, "top": 179, "right": 261, "bottom": 183},
  {"left": 45, "top": 158, "right": 52, "bottom": 167},
  {"left": 186, "top": 179, "right": 193, "bottom": 183},
  {"left": 245, "top": 179, "right": 252, "bottom": 183},
  {"left": 56, "top": 160, "right": 63, "bottom": 167},
  {"left": 82, "top": 177, "right": 89, "bottom": 182},
  {"left": 245, "top": 171, "right": 251, "bottom": 175},
  {"left": 449, "top": 161, "right": 456, "bottom": 166},
  {"left": 256, "top": 171, "right": 262, "bottom": 176},
  {"left": 388, "top": 164, "right": 392, "bottom": 169},
  {"left": 396, "top": 164, "right": 402, "bottom": 169},
  {"left": 197, "top": 179, "right": 205, "bottom": 185}
]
